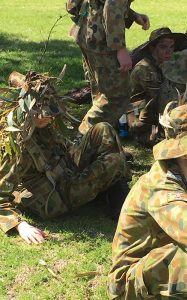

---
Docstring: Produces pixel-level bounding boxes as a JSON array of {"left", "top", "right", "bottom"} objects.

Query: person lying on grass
[{"left": 0, "top": 71, "right": 130, "bottom": 244}]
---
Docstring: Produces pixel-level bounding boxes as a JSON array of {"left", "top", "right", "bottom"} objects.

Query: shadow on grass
[
  {"left": 0, "top": 32, "right": 84, "bottom": 91},
  {"left": 27, "top": 199, "right": 117, "bottom": 244}
]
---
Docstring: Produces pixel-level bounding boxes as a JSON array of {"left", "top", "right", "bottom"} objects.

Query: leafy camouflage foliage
[{"left": 0, "top": 70, "right": 78, "bottom": 186}]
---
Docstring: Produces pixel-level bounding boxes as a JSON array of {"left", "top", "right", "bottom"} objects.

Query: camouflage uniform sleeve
[
  {"left": 149, "top": 185, "right": 187, "bottom": 249},
  {"left": 0, "top": 196, "right": 23, "bottom": 233},
  {"left": 103, "top": 0, "right": 130, "bottom": 50},
  {"left": 130, "top": 63, "right": 160, "bottom": 100},
  {"left": 0, "top": 155, "right": 31, "bottom": 233}
]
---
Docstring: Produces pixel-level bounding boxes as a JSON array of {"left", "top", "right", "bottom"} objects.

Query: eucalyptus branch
[{"left": 38, "top": 14, "right": 67, "bottom": 64}]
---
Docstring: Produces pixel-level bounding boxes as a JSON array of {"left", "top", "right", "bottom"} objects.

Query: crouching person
[
  {"left": 108, "top": 100, "right": 187, "bottom": 299},
  {"left": 0, "top": 72, "right": 130, "bottom": 245}
]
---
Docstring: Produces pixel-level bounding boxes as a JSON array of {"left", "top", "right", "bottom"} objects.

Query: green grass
[{"left": 0, "top": 1, "right": 186, "bottom": 299}]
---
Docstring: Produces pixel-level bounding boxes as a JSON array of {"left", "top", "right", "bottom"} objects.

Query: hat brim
[
  {"left": 138, "top": 33, "right": 187, "bottom": 53},
  {"left": 153, "top": 135, "right": 187, "bottom": 160}
]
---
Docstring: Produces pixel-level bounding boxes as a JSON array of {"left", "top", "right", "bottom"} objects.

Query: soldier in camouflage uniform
[
  {"left": 0, "top": 71, "right": 129, "bottom": 245},
  {"left": 68, "top": 0, "right": 150, "bottom": 135},
  {"left": 108, "top": 54, "right": 187, "bottom": 299},
  {"left": 130, "top": 27, "right": 187, "bottom": 143}
]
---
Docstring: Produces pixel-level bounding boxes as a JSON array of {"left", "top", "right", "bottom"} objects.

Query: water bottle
[{"left": 119, "top": 114, "right": 129, "bottom": 138}]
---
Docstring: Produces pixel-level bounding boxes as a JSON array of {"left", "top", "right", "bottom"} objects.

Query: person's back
[{"left": 109, "top": 101, "right": 187, "bottom": 299}]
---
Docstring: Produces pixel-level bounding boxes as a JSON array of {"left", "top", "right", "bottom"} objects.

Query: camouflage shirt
[
  {"left": 0, "top": 122, "right": 127, "bottom": 233},
  {"left": 108, "top": 159, "right": 187, "bottom": 299},
  {"left": 75, "top": 0, "right": 134, "bottom": 52},
  {"left": 130, "top": 55, "right": 183, "bottom": 123},
  {"left": 0, "top": 125, "right": 73, "bottom": 233}
]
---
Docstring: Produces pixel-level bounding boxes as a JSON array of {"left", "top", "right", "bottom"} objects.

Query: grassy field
[{"left": 0, "top": 1, "right": 186, "bottom": 299}]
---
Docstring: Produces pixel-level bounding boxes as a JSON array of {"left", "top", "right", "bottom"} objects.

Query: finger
[
  {"left": 33, "top": 230, "right": 46, "bottom": 242},
  {"left": 21, "top": 234, "right": 32, "bottom": 244},
  {"left": 37, "top": 229, "right": 46, "bottom": 237},
  {"left": 143, "top": 19, "right": 150, "bottom": 30},
  {"left": 28, "top": 233, "right": 43, "bottom": 244},
  {"left": 31, "top": 229, "right": 45, "bottom": 239}
]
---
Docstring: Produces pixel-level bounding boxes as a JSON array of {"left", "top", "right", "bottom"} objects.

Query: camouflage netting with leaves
[{"left": 0, "top": 69, "right": 78, "bottom": 186}]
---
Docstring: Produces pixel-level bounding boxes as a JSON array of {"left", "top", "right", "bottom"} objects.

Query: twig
[{"left": 38, "top": 14, "right": 67, "bottom": 64}]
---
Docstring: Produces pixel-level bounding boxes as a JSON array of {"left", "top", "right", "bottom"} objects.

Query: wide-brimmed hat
[
  {"left": 161, "top": 49, "right": 187, "bottom": 84},
  {"left": 137, "top": 27, "right": 187, "bottom": 53},
  {"left": 153, "top": 102, "right": 187, "bottom": 160}
]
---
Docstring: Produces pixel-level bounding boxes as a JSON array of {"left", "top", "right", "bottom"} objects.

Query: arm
[
  {"left": 126, "top": 9, "right": 150, "bottom": 30},
  {"left": 130, "top": 64, "right": 161, "bottom": 99},
  {"left": 149, "top": 188, "right": 187, "bottom": 249},
  {"left": 16, "top": 221, "right": 46, "bottom": 244},
  {"left": 0, "top": 193, "right": 45, "bottom": 244},
  {"left": 131, "top": 10, "right": 150, "bottom": 30},
  {"left": 103, "top": 0, "right": 132, "bottom": 72}
]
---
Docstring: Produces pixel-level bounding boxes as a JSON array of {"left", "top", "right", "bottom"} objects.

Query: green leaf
[
  {"left": 7, "top": 111, "right": 14, "bottom": 126},
  {"left": 9, "top": 133, "right": 18, "bottom": 154},
  {"left": 5, "top": 126, "right": 20, "bottom": 132},
  {"left": 5, "top": 140, "right": 12, "bottom": 157},
  {"left": 0, "top": 95, "right": 13, "bottom": 103},
  {"left": 18, "top": 98, "right": 27, "bottom": 112},
  {"left": 16, "top": 106, "right": 24, "bottom": 124}
]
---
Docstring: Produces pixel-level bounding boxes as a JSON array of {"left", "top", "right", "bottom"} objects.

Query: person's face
[{"left": 150, "top": 38, "right": 175, "bottom": 64}]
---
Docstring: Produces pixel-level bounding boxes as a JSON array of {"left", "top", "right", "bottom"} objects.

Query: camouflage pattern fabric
[
  {"left": 69, "top": 0, "right": 133, "bottom": 134},
  {"left": 0, "top": 122, "right": 127, "bottom": 233},
  {"left": 130, "top": 55, "right": 180, "bottom": 123},
  {"left": 74, "top": 0, "right": 133, "bottom": 53},
  {"left": 153, "top": 103, "right": 187, "bottom": 160},
  {"left": 108, "top": 159, "right": 187, "bottom": 299},
  {"left": 78, "top": 50, "right": 130, "bottom": 134},
  {"left": 161, "top": 49, "right": 187, "bottom": 84}
]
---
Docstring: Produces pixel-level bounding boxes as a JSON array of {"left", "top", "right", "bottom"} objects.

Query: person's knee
[{"left": 92, "top": 122, "right": 115, "bottom": 135}]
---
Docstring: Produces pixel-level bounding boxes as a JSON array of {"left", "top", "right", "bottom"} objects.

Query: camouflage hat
[
  {"left": 153, "top": 102, "right": 187, "bottom": 160},
  {"left": 137, "top": 27, "right": 187, "bottom": 53},
  {"left": 161, "top": 49, "right": 187, "bottom": 84}
]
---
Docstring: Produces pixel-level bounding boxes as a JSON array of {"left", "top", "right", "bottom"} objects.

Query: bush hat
[
  {"left": 161, "top": 49, "right": 187, "bottom": 84},
  {"left": 138, "top": 27, "right": 187, "bottom": 53},
  {"left": 153, "top": 102, "right": 187, "bottom": 160}
]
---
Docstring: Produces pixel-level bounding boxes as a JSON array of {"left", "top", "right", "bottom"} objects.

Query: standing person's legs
[{"left": 78, "top": 50, "right": 131, "bottom": 135}]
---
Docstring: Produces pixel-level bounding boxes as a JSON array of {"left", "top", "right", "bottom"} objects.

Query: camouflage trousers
[
  {"left": 17, "top": 122, "right": 127, "bottom": 219},
  {"left": 78, "top": 49, "right": 131, "bottom": 135},
  {"left": 114, "top": 243, "right": 187, "bottom": 300}
]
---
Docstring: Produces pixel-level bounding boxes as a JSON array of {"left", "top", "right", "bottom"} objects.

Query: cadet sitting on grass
[
  {"left": 130, "top": 27, "right": 187, "bottom": 144},
  {"left": 0, "top": 71, "right": 130, "bottom": 245},
  {"left": 108, "top": 51, "right": 187, "bottom": 299}
]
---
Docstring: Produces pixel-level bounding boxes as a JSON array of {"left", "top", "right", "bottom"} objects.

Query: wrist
[{"left": 15, "top": 221, "right": 27, "bottom": 231}]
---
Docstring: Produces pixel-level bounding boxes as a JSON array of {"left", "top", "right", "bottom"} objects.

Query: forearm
[
  {"left": 131, "top": 67, "right": 160, "bottom": 100},
  {"left": 0, "top": 203, "right": 23, "bottom": 233},
  {"left": 125, "top": 8, "right": 137, "bottom": 29}
]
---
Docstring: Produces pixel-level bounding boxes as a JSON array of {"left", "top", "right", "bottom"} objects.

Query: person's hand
[
  {"left": 35, "top": 116, "right": 53, "bottom": 128},
  {"left": 117, "top": 48, "right": 132, "bottom": 73},
  {"left": 134, "top": 13, "right": 150, "bottom": 30},
  {"left": 16, "top": 221, "right": 46, "bottom": 244}
]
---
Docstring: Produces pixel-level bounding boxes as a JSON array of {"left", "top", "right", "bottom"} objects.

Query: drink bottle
[{"left": 119, "top": 114, "right": 128, "bottom": 138}]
